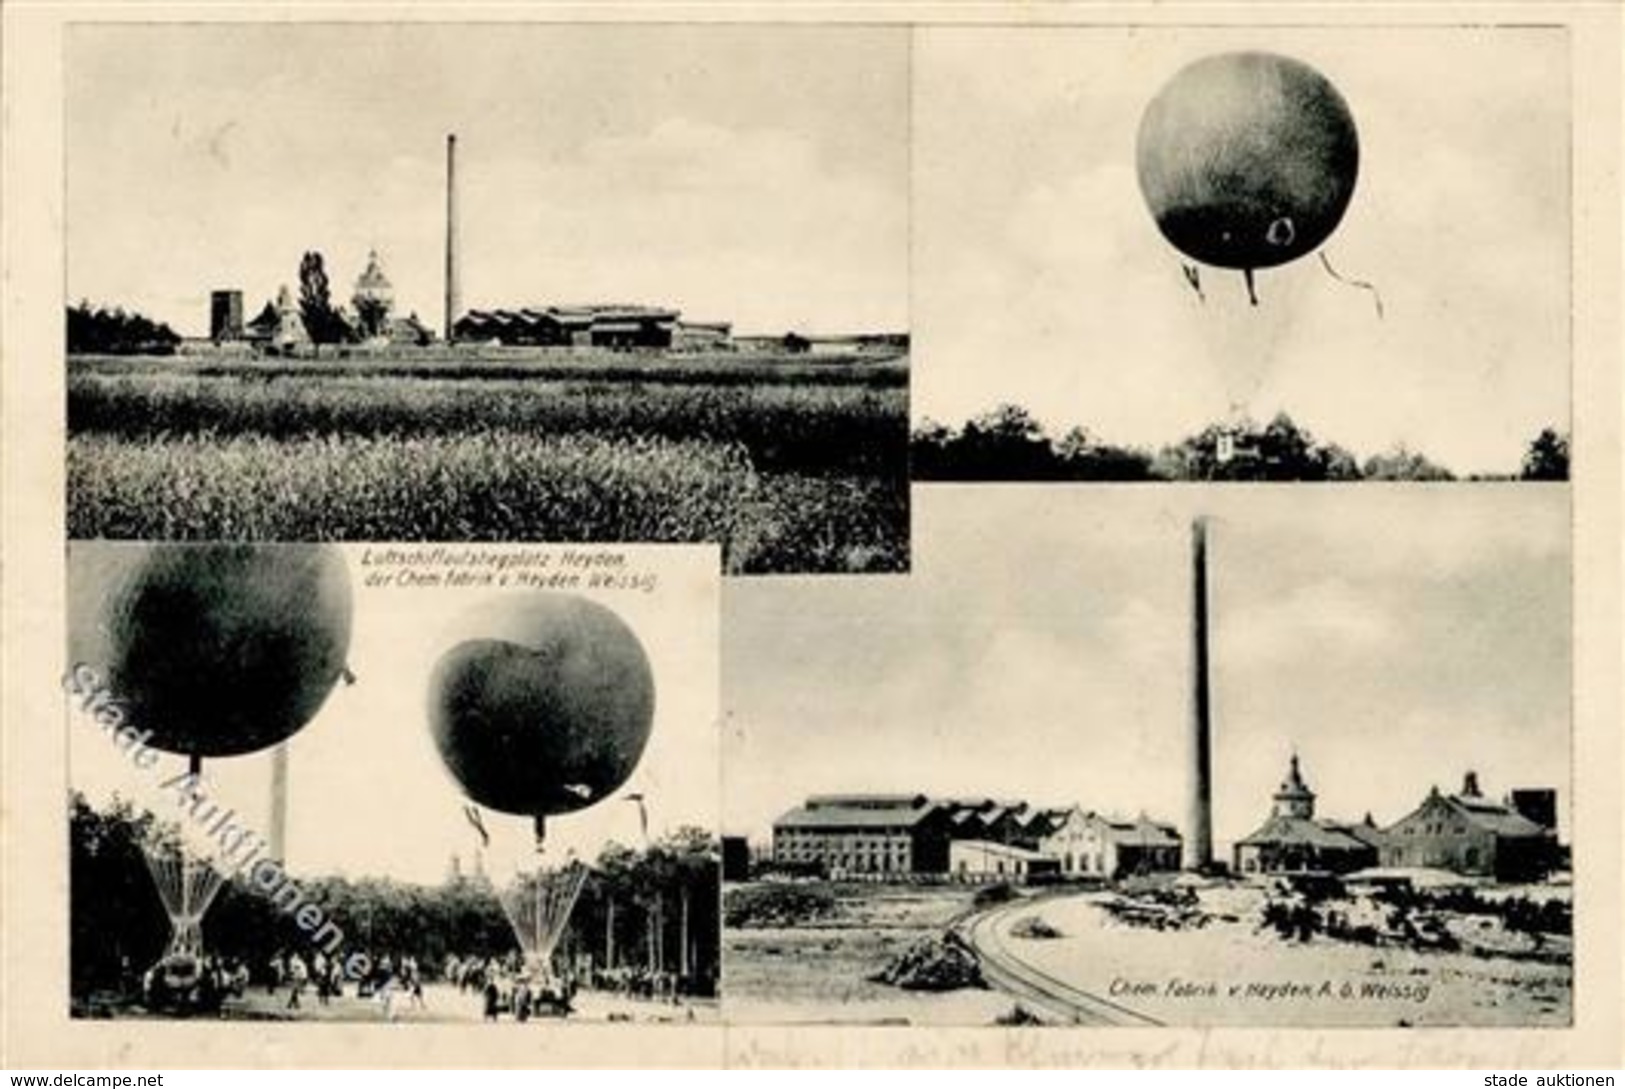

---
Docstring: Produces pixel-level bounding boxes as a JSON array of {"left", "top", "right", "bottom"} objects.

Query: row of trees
[
  {"left": 65, "top": 302, "right": 181, "bottom": 355},
  {"left": 911, "top": 406, "right": 1570, "bottom": 483},
  {"left": 70, "top": 793, "right": 720, "bottom": 1005}
]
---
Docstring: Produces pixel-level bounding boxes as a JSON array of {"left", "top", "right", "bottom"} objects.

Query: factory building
[
  {"left": 1040, "top": 809, "right": 1183, "bottom": 879},
  {"left": 770, "top": 794, "right": 1180, "bottom": 882},
  {"left": 454, "top": 305, "right": 684, "bottom": 349},
  {"left": 771, "top": 794, "right": 953, "bottom": 876},
  {"left": 949, "top": 840, "right": 1062, "bottom": 882},
  {"left": 1380, "top": 773, "right": 1558, "bottom": 882},
  {"left": 672, "top": 320, "right": 734, "bottom": 351},
  {"left": 1233, "top": 755, "right": 1382, "bottom": 876}
]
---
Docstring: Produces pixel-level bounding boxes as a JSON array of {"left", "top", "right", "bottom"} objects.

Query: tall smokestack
[
  {"left": 268, "top": 741, "right": 289, "bottom": 865},
  {"left": 1185, "top": 517, "right": 1214, "bottom": 871},
  {"left": 444, "top": 133, "right": 460, "bottom": 343}
]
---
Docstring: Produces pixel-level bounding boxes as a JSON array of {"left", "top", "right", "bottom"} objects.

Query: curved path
[{"left": 957, "top": 898, "right": 1163, "bottom": 1027}]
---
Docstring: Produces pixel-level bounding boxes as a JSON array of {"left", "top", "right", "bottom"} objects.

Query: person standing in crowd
[{"left": 284, "top": 953, "right": 308, "bottom": 1010}]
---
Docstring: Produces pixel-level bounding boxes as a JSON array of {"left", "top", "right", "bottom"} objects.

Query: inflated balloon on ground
[{"left": 427, "top": 594, "right": 655, "bottom": 829}]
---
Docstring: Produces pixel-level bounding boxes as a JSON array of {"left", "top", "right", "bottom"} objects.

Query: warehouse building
[
  {"left": 1040, "top": 809, "right": 1183, "bottom": 879},
  {"left": 453, "top": 305, "right": 686, "bottom": 349},
  {"left": 1380, "top": 773, "right": 1558, "bottom": 882},
  {"left": 949, "top": 840, "right": 1062, "bottom": 882},
  {"left": 771, "top": 794, "right": 955, "bottom": 876},
  {"left": 770, "top": 794, "right": 1179, "bottom": 881}
]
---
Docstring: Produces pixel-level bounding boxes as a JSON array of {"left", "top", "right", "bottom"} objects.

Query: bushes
[
  {"left": 1008, "top": 915, "right": 1062, "bottom": 940},
  {"left": 869, "top": 933, "right": 984, "bottom": 991},
  {"left": 723, "top": 884, "right": 839, "bottom": 929}
]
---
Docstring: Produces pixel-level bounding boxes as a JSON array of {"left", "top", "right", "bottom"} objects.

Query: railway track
[{"left": 958, "top": 901, "right": 1163, "bottom": 1027}]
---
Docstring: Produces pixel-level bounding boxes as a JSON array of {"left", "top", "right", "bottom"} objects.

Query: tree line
[
  {"left": 911, "top": 406, "right": 1570, "bottom": 483},
  {"left": 65, "top": 301, "right": 182, "bottom": 355}
]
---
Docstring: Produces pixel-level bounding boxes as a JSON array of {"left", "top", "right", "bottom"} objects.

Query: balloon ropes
[
  {"left": 141, "top": 841, "right": 227, "bottom": 961},
  {"left": 496, "top": 862, "right": 590, "bottom": 976},
  {"left": 428, "top": 593, "right": 655, "bottom": 988}
]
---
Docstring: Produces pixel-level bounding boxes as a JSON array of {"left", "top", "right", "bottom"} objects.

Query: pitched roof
[
  {"left": 949, "top": 839, "right": 1054, "bottom": 863},
  {"left": 1446, "top": 795, "right": 1548, "bottom": 838},
  {"left": 804, "top": 793, "right": 928, "bottom": 809},
  {"left": 774, "top": 804, "right": 939, "bottom": 830},
  {"left": 1236, "top": 815, "right": 1375, "bottom": 852},
  {"left": 1102, "top": 817, "right": 1183, "bottom": 847}
]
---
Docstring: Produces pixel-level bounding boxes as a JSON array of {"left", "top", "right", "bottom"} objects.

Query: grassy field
[
  {"left": 722, "top": 881, "right": 1020, "bottom": 1026},
  {"left": 66, "top": 354, "right": 909, "bottom": 574}
]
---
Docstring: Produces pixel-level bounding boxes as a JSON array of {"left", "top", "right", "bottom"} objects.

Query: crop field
[{"left": 66, "top": 354, "right": 909, "bottom": 574}]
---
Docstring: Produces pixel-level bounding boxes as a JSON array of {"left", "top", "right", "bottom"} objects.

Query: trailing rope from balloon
[{"left": 1318, "top": 251, "right": 1385, "bottom": 319}]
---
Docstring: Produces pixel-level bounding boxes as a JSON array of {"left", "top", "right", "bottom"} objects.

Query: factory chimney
[
  {"left": 268, "top": 741, "right": 289, "bottom": 865},
  {"left": 1185, "top": 517, "right": 1215, "bottom": 871},
  {"left": 444, "top": 134, "right": 460, "bottom": 343}
]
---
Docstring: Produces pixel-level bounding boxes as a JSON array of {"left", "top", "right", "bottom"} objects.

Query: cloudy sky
[
  {"left": 67, "top": 24, "right": 907, "bottom": 338},
  {"left": 914, "top": 27, "right": 1569, "bottom": 477},
  {"left": 724, "top": 486, "right": 1570, "bottom": 854},
  {"left": 69, "top": 544, "right": 718, "bottom": 886}
]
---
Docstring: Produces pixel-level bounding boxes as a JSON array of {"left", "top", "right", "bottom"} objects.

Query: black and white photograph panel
[
  {"left": 721, "top": 486, "right": 1570, "bottom": 1026},
  {"left": 66, "top": 541, "right": 720, "bottom": 1022},
  {"left": 65, "top": 24, "right": 909, "bottom": 575},
  {"left": 911, "top": 27, "right": 1569, "bottom": 483}
]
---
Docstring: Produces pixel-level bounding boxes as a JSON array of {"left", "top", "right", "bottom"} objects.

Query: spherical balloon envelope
[
  {"left": 427, "top": 594, "right": 655, "bottom": 822},
  {"left": 1136, "top": 51, "right": 1359, "bottom": 273},
  {"left": 76, "top": 543, "right": 353, "bottom": 758}
]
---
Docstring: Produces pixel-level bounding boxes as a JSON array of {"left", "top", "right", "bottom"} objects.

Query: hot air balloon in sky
[
  {"left": 1136, "top": 50, "right": 1367, "bottom": 307},
  {"left": 427, "top": 592, "right": 656, "bottom": 850}
]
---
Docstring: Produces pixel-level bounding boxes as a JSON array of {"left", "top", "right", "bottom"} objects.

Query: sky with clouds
[
  {"left": 68, "top": 544, "right": 718, "bottom": 886},
  {"left": 724, "top": 486, "right": 1570, "bottom": 854},
  {"left": 913, "top": 26, "right": 1569, "bottom": 477},
  {"left": 67, "top": 24, "right": 908, "bottom": 338}
]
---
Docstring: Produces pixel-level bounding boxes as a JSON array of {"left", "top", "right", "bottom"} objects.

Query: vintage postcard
[{"left": 1, "top": 0, "right": 1621, "bottom": 1074}]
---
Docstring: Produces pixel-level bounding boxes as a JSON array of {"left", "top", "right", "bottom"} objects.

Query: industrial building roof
[
  {"left": 461, "top": 305, "right": 680, "bottom": 326},
  {"left": 1235, "top": 815, "right": 1376, "bottom": 852},
  {"left": 1445, "top": 795, "right": 1549, "bottom": 838},
  {"left": 1096, "top": 815, "right": 1183, "bottom": 847},
  {"left": 774, "top": 804, "right": 940, "bottom": 830},
  {"left": 804, "top": 793, "right": 930, "bottom": 810},
  {"left": 949, "top": 839, "right": 1055, "bottom": 863}
]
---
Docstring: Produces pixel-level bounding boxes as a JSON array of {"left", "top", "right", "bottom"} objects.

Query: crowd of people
[
  {"left": 139, "top": 944, "right": 702, "bottom": 1021},
  {"left": 263, "top": 950, "right": 428, "bottom": 1019}
]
